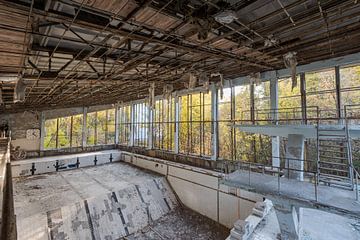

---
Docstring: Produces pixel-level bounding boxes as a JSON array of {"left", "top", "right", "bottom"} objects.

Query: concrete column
[
  {"left": 273, "top": 199, "right": 300, "bottom": 240},
  {"left": 174, "top": 95, "right": 180, "bottom": 154},
  {"left": 129, "top": 103, "right": 135, "bottom": 147},
  {"left": 82, "top": 107, "right": 87, "bottom": 149},
  {"left": 115, "top": 106, "right": 119, "bottom": 145},
  {"left": 39, "top": 112, "right": 45, "bottom": 152},
  {"left": 211, "top": 84, "right": 218, "bottom": 160},
  {"left": 148, "top": 105, "right": 153, "bottom": 149},
  {"left": 286, "top": 134, "right": 305, "bottom": 181},
  {"left": 335, "top": 66, "right": 342, "bottom": 122},
  {"left": 270, "top": 77, "right": 280, "bottom": 168}
]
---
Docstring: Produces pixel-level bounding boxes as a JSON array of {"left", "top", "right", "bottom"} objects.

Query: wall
[
  {"left": 122, "top": 151, "right": 263, "bottom": 228},
  {"left": 0, "top": 104, "right": 114, "bottom": 158},
  {"left": 0, "top": 111, "right": 41, "bottom": 155}
]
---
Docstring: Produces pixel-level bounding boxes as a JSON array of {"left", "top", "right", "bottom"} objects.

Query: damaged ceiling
[{"left": 1, "top": 0, "right": 360, "bottom": 112}]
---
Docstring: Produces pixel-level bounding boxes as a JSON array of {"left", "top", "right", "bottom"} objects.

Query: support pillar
[
  {"left": 285, "top": 134, "right": 305, "bottom": 181},
  {"left": 174, "top": 95, "right": 180, "bottom": 154},
  {"left": 39, "top": 112, "right": 45, "bottom": 152},
  {"left": 148, "top": 105, "right": 153, "bottom": 149},
  {"left": 335, "top": 66, "right": 342, "bottom": 122},
  {"left": 270, "top": 77, "right": 280, "bottom": 168},
  {"left": 115, "top": 106, "right": 119, "bottom": 145},
  {"left": 82, "top": 107, "right": 87, "bottom": 149},
  {"left": 129, "top": 103, "right": 135, "bottom": 147},
  {"left": 211, "top": 84, "right": 218, "bottom": 160}
]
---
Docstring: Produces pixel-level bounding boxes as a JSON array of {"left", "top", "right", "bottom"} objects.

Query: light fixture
[
  {"left": 214, "top": 10, "right": 238, "bottom": 24},
  {"left": 14, "top": 78, "right": 26, "bottom": 103},
  {"left": 283, "top": 52, "right": 298, "bottom": 90}
]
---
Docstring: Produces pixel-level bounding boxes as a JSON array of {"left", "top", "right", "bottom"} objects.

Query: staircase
[{"left": 317, "top": 125, "right": 353, "bottom": 190}]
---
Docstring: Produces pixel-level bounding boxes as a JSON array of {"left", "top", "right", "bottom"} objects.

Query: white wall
[{"left": 122, "top": 151, "right": 263, "bottom": 228}]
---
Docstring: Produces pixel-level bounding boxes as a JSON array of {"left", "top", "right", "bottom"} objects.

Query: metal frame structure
[{"left": 1, "top": 1, "right": 360, "bottom": 113}]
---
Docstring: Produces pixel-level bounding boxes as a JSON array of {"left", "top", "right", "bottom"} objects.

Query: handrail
[{"left": 344, "top": 105, "right": 359, "bottom": 201}]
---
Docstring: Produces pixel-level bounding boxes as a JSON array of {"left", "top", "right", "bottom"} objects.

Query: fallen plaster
[{"left": 128, "top": 207, "right": 229, "bottom": 240}]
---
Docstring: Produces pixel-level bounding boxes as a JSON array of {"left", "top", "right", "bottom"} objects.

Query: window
[
  {"left": 107, "top": 109, "right": 116, "bottom": 144},
  {"left": 340, "top": 65, "right": 360, "bottom": 113},
  {"left": 44, "top": 119, "right": 57, "bottom": 149},
  {"left": 44, "top": 114, "right": 84, "bottom": 149},
  {"left": 278, "top": 77, "right": 302, "bottom": 122},
  {"left": 179, "top": 92, "right": 212, "bottom": 156},
  {"left": 254, "top": 81, "right": 270, "bottom": 122},
  {"left": 306, "top": 69, "right": 337, "bottom": 119},
  {"left": 218, "top": 87, "right": 232, "bottom": 160},
  {"left": 153, "top": 98, "right": 175, "bottom": 151},
  {"left": 133, "top": 102, "right": 149, "bottom": 147},
  {"left": 86, "top": 112, "right": 97, "bottom": 146},
  {"left": 71, "top": 114, "right": 83, "bottom": 147},
  {"left": 87, "top": 109, "right": 116, "bottom": 146},
  {"left": 118, "top": 105, "right": 132, "bottom": 145},
  {"left": 234, "top": 85, "right": 254, "bottom": 161},
  {"left": 58, "top": 116, "right": 71, "bottom": 148}
]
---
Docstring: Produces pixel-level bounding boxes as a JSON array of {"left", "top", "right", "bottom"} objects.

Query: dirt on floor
[{"left": 126, "top": 207, "right": 230, "bottom": 240}]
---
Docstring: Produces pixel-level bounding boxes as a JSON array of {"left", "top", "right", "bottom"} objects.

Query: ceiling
[{"left": 1, "top": 0, "right": 360, "bottom": 112}]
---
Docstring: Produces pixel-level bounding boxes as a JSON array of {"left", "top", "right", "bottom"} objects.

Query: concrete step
[
  {"left": 319, "top": 172, "right": 351, "bottom": 180},
  {"left": 319, "top": 149, "right": 348, "bottom": 154},
  {"left": 319, "top": 166, "right": 349, "bottom": 173},
  {"left": 319, "top": 178, "right": 353, "bottom": 189},
  {"left": 319, "top": 155, "right": 348, "bottom": 161}
]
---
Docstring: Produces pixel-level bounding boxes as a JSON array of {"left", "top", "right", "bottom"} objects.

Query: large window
[
  {"left": 87, "top": 109, "right": 116, "bottom": 146},
  {"left": 153, "top": 98, "right": 175, "bottom": 151},
  {"left": 218, "top": 87, "right": 232, "bottom": 160},
  {"left": 179, "top": 92, "right": 212, "bottom": 156},
  {"left": 254, "top": 81, "right": 270, "bottom": 122},
  {"left": 306, "top": 69, "right": 337, "bottom": 119},
  {"left": 44, "top": 114, "right": 83, "bottom": 149},
  {"left": 133, "top": 102, "right": 149, "bottom": 147},
  {"left": 118, "top": 105, "right": 132, "bottom": 145},
  {"left": 278, "top": 77, "right": 302, "bottom": 122},
  {"left": 340, "top": 65, "right": 360, "bottom": 111},
  {"left": 44, "top": 119, "right": 57, "bottom": 149}
]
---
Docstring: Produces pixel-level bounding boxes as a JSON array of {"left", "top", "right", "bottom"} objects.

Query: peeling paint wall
[{"left": 0, "top": 111, "right": 41, "bottom": 155}]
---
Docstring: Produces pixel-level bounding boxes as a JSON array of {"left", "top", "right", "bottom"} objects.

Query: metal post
[
  {"left": 211, "top": 83, "right": 218, "bottom": 160},
  {"left": 248, "top": 162, "right": 251, "bottom": 185},
  {"left": 115, "top": 106, "right": 119, "bottom": 145},
  {"left": 315, "top": 172, "right": 318, "bottom": 201},
  {"left": 82, "top": 107, "right": 87, "bottom": 149},
  {"left": 39, "top": 112, "right": 45, "bottom": 152},
  {"left": 174, "top": 95, "right": 180, "bottom": 154},
  {"left": 300, "top": 73, "right": 307, "bottom": 124},
  {"left": 335, "top": 66, "right": 342, "bottom": 121},
  {"left": 148, "top": 103, "right": 153, "bottom": 150},
  {"left": 278, "top": 167, "right": 280, "bottom": 193}
]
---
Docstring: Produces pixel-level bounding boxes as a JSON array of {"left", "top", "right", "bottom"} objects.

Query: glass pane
[
  {"left": 71, "top": 114, "right": 83, "bottom": 148},
  {"left": 58, "top": 117, "right": 71, "bottom": 148},
  {"left": 86, "top": 112, "right": 97, "bottom": 145},
  {"left": 44, "top": 119, "right": 57, "bottom": 149}
]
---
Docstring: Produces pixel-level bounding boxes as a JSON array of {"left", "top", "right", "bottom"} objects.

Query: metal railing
[
  {"left": 0, "top": 135, "right": 16, "bottom": 240},
  {"left": 220, "top": 157, "right": 319, "bottom": 201}
]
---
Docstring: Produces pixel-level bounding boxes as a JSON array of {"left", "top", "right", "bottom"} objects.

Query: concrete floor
[
  {"left": 13, "top": 162, "right": 229, "bottom": 240},
  {"left": 223, "top": 170, "right": 360, "bottom": 217},
  {"left": 249, "top": 208, "right": 360, "bottom": 240}
]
